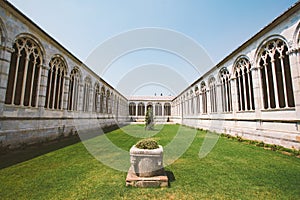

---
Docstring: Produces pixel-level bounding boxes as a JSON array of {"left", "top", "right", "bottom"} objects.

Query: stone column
[
  {"left": 111, "top": 94, "right": 114, "bottom": 115},
  {"left": 206, "top": 89, "right": 211, "bottom": 115},
  {"left": 251, "top": 61, "right": 262, "bottom": 119},
  {"left": 103, "top": 95, "right": 106, "bottom": 114},
  {"left": 270, "top": 59, "right": 279, "bottom": 109},
  {"left": 38, "top": 64, "right": 49, "bottom": 108},
  {"left": 63, "top": 76, "right": 70, "bottom": 111},
  {"left": 135, "top": 103, "right": 138, "bottom": 116},
  {"left": 89, "top": 87, "right": 93, "bottom": 113},
  {"left": 96, "top": 93, "right": 100, "bottom": 113},
  {"left": 216, "top": 83, "right": 222, "bottom": 114},
  {"left": 116, "top": 97, "right": 119, "bottom": 121},
  {"left": 288, "top": 48, "right": 300, "bottom": 118},
  {"left": 0, "top": 44, "right": 13, "bottom": 111},
  {"left": 230, "top": 76, "right": 237, "bottom": 115},
  {"left": 78, "top": 83, "right": 83, "bottom": 112},
  {"left": 199, "top": 92, "right": 202, "bottom": 114},
  {"left": 180, "top": 98, "right": 184, "bottom": 123}
]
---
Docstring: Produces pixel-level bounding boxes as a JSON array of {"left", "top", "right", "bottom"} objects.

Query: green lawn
[{"left": 0, "top": 124, "right": 299, "bottom": 199}]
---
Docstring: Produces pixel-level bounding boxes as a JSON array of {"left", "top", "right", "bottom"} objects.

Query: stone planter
[
  {"left": 126, "top": 145, "right": 168, "bottom": 187},
  {"left": 130, "top": 145, "right": 164, "bottom": 177}
]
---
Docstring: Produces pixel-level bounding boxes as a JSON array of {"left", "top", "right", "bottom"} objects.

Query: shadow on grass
[
  {"left": 166, "top": 170, "right": 176, "bottom": 187},
  {"left": 0, "top": 125, "right": 121, "bottom": 169}
]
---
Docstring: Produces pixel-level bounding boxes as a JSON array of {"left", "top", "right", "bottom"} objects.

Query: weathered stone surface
[
  {"left": 130, "top": 145, "right": 163, "bottom": 177},
  {"left": 126, "top": 145, "right": 168, "bottom": 187},
  {"left": 126, "top": 167, "right": 168, "bottom": 188}
]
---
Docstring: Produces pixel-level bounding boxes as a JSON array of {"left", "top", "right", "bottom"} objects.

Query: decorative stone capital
[{"left": 288, "top": 40, "right": 293, "bottom": 48}]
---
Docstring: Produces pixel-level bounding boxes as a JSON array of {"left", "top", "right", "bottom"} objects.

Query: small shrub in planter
[
  {"left": 135, "top": 138, "right": 159, "bottom": 150},
  {"left": 145, "top": 107, "right": 154, "bottom": 130}
]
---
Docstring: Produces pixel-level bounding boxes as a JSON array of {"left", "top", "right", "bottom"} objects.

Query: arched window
[
  {"left": 5, "top": 36, "right": 43, "bottom": 107},
  {"left": 201, "top": 81, "right": 207, "bottom": 114},
  {"left": 209, "top": 77, "right": 217, "bottom": 113},
  {"left": 219, "top": 68, "right": 232, "bottom": 112},
  {"left": 100, "top": 86, "right": 105, "bottom": 113},
  {"left": 82, "top": 77, "right": 91, "bottom": 112},
  {"left": 106, "top": 89, "right": 110, "bottom": 114},
  {"left": 93, "top": 83, "right": 100, "bottom": 112},
  {"left": 45, "top": 56, "right": 66, "bottom": 110},
  {"left": 258, "top": 38, "right": 295, "bottom": 109},
  {"left": 155, "top": 103, "right": 162, "bottom": 116},
  {"left": 67, "top": 68, "right": 80, "bottom": 111},
  {"left": 129, "top": 102, "right": 136, "bottom": 116},
  {"left": 137, "top": 102, "right": 145, "bottom": 116},
  {"left": 164, "top": 103, "right": 171, "bottom": 116},
  {"left": 234, "top": 57, "right": 255, "bottom": 111}
]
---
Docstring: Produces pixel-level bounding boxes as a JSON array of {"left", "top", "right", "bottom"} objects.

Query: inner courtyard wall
[
  {"left": 0, "top": 1, "right": 128, "bottom": 149},
  {"left": 172, "top": 3, "right": 300, "bottom": 149}
]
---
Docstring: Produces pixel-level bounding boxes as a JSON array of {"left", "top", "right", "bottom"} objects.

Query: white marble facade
[
  {"left": 171, "top": 3, "right": 300, "bottom": 149},
  {"left": 128, "top": 96, "right": 173, "bottom": 123},
  {"left": 0, "top": 1, "right": 128, "bottom": 148},
  {"left": 0, "top": 1, "right": 300, "bottom": 150}
]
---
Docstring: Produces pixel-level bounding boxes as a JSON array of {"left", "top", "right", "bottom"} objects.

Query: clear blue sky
[{"left": 8, "top": 0, "right": 298, "bottom": 96}]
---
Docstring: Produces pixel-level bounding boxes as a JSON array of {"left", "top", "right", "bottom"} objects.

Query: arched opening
[
  {"left": 155, "top": 103, "right": 162, "bottom": 116},
  {"left": 146, "top": 103, "right": 153, "bottom": 120},
  {"left": 209, "top": 77, "right": 217, "bottom": 113},
  {"left": 129, "top": 102, "right": 136, "bottom": 116},
  {"left": 137, "top": 102, "right": 145, "bottom": 116},
  {"left": 234, "top": 57, "right": 255, "bottom": 111},
  {"left": 258, "top": 38, "right": 294, "bottom": 109},
  {"left": 5, "top": 36, "right": 43, "bottom": 107},
  {"left": 164, "top": 103, "right": 171, "bottom": 116},
  {"left": 67, "top": 68, "right": 81, "bottom": 111},
  {"left": 219, "top": 68, "right": 232, "bottom": 112},
  {"left": 45, "top": 56, "right": 66, "bottom": 110}
]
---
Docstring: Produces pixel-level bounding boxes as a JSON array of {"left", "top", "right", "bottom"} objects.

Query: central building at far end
[{"left": 127, "top": 96, "right": 174, "bottom": 123}]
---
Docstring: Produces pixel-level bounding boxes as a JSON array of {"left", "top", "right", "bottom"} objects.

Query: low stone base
[{"left": 126, "top": 167, "right": 168, "bottom": 188}]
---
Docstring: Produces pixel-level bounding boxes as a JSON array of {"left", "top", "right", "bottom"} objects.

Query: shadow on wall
[{"left": 0, "top": 125, "right": 120, "bottom": 169}]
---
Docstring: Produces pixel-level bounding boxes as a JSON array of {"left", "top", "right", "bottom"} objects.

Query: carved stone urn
[{"left": 129, "top": 145, "right": 164, "bottom": 177}]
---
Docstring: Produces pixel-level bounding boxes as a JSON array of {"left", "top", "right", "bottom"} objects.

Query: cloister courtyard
[
  {"left": 0, "top": 124, "right": 299, "bottom": 199},
  {"left": 1, "top": 0, "right": 300, "bottom": 199}
]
